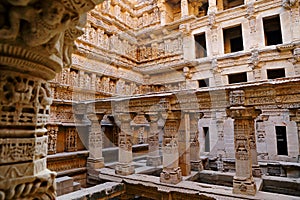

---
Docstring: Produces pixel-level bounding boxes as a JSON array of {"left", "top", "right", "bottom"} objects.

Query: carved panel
[
  {"left": 65, "top": 127, "right": 78, "bottom": 152},
  {"left": 47, "top": 125, "right": 58, "bottom": 154}
]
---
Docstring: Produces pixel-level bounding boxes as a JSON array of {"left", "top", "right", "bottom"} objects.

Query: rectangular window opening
[
  {"left": 263, "top": 15, "right": 282, "bottom": 46},
  {"left": 198, "top": 78, "right": 209, "bottom": 88},
  {"left": 275, "top": 126, "right": 288, "bottom": 155},
  {"left": 223, "top": 25, "right": 244, "bottom": 53},
  {"left": 228, "top": 72, "right": 247, "bottom": 84},
  {"left": 203, "top": 127, "right": 210, "bottom": 152},
  {"left": 267, "top": 68, "right": 285, "bottom": 79},
  {"left": 194, "top": 33, "right": 207, "bottom": 58}
]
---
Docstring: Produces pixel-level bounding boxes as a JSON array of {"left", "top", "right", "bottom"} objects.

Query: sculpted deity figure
[{"left": 0, "top": 0, "right": 71, "bottom": 50}]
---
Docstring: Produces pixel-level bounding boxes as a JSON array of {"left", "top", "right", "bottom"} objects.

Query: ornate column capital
[{"left": 0, "top": 0, "right": 103, "bottom": 79}]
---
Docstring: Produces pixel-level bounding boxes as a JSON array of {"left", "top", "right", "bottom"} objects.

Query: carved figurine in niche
[
  {"left": 236, "top": 140, "right": 248, "bottom": 160},
  {"left": 0, "top": 0, "right": 71, "bottom": 52}
]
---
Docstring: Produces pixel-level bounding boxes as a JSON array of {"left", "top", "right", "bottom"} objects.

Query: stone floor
[{"left": 59, "top": 156, "right": 300, "bottom": 200}]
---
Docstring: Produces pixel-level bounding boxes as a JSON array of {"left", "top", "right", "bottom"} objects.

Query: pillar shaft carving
[
  {"left": 0, "top": 0, "right": 102, "bottom": 198},
  {"left": 190, "top": 112, "right": 203, "bottom": 171},
  {"left": 87, "top": 114, "right": 104, "bottom": 169},
  {"left": 289, "top": 109, "right": 300, "bottom": 161},
  {"left": 146, "top": 113, "right": 162, "bottom": 167},
  {"left": 227, "top": 106, "right": 261, "bottom": 196},
  {"left": 160, "top": 112, "right": 182, "bottom": 184},
  {"left": 227, "top": 89, "right": 261, "bottom": 195},
  {"left": 115, "top": 113, "right": 135, "bottom": 175}
]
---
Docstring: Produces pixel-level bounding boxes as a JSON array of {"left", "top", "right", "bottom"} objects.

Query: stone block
[
  {"left": 73, "top": 182, "right": 81, "bottom": 191},
  {"left": 55, "top": 176, "right": 74, "bottom": 190}
]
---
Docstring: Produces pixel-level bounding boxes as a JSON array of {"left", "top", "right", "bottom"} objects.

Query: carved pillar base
[
  {"left": 160, "top": 167, "right": 182, "bottom": 184},
  {"left": 0, "top": 168, "right": 56, "bottom": 199},
  {"left": 87, "top": 158, "right": 105, "bottom": 169},
  {"left": 115, "top": 163, "right": 135, "bottom": 176},
  {"left": 146, "top": 155, "right": 162, "bottom": 167},
  {"left": 233, "top": 176, "right": 256, "bottom": 196},
  {"left": 252, "top": 164, "right": 261, "bottom": 177},
  {"left": 191, "top": 160, "right": 203, "bottom": 171}
]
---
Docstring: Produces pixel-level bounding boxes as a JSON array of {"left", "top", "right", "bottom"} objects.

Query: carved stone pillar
[
  {"left": 190, "top": 112, "right": 203, "bottom": 171},
  {"left": 157, "top": 0, "right": 167, "bottom": 26},
  {"left": 178, "top": 112, "right": 191, "bottom": 176},
  {"left": 160, "top": 112, "right": 182, "bottom": 184},
  {"left": 208, "top": 0, "right": 217, "bottom": 13},
  {"left": 146, "top": 113, "right": 162, "bottom": 167},
  {"left": 290, "top": 109, "right": 300, "bottom": 161},
  {"left": 181, "top": 0, "right": 189, "bottom": 17},
  {"left": 0, "top": 0, "right": 102, "bottom": 198},
  {"left": 87, "top": 114, "right": 104, "bottom": 169},
  {"left": 115, "top": 113, "right": 135, "bottom": 175},
  {"left": 227, "top": 90, "right": 261, "bottom": 195}
]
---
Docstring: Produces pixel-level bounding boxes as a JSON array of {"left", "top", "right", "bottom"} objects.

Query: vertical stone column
[
  {"left": 87, "top": 114, "right": 105, "bottom": 169},
  {"left": 160, "top": 112, "right": 182, "bottom": 184},
  {"left": 157, "top": 0, "right": 167, "bottom": 26},
  {"left": 181, "top": 0, "right": 189, "bottom": 17},
  {"left": 227, "top": 90, "right": 261, "bottom": 196},
  {"left": 208, "top": 0, "right": 217, "bottom": 13},
  {"left": 289, "top": 109, "right": 300, "bottom": 162},
  {"left": 0, "top": 0, "right": 102, "bottom": 198},
  {"left": 146, "top": 113, "right": 162, "bottom": 167},
  {"left": 115, "top": 113, "right": 135, "bottom": 175},
  {"left": 178, "top": 112, "right": 191, "bottom": 176},
  {"left": 190, "top": 112, "right": 203, "bottom": 171}
]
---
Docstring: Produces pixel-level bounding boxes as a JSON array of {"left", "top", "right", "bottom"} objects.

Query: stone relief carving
[
  {"left": 0, "top": 73, "right": 51, "bottom": 127},
  {"left": 66, "top": 127, "right": 78, "bottom": 152},
  {"left": 282, "top": 0, "right": 298, "bottom": 9},
  {"left": 0, "top": 0, "right": 71, "bottom": 58},
  {"left": 47, "top": 125, "right": 58, "bottom": 154}
]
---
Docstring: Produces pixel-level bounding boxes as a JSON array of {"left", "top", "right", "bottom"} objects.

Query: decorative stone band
[
  {"left": 0, "top": 136, "right": 48, "bottom": 164},
  {"left": 0, "top": 44, "right": 61, "bottom": 80}
]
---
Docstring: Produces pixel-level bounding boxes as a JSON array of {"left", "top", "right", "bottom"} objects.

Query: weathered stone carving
[
  {"left": 47, "top": 125, "right": 58, "bottom": 154},
  {"left": 65, "top": 127, "right": 78, "bottom": 152},
  {"left": 282, "top": 0, "right": 298, "bottom": 9}
]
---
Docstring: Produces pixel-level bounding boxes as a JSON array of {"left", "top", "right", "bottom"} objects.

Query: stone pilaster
[
  {"left": 208, "top": 0, "right": 217, "bottom": 13},
  {"left": 289, "top": 109, "right": 300, "bottom": 162},
  {"left": 146, "top": 113, "right": 162, "bottom": 167},
  {"left": 0, "top": 0, "right": 102, "bottom": 198},
  {"left": 160, "top": 112, "right": 182, "bottom": 184},
  {"left": 178, "top": 112, "right": 191, "bottom": 176},
  {"left": 115, "top": 113, "right": 135, "bottom": 176},
  {"left": 190, "top": 112, "right": 203, "bottom": 171},
  {"left": 181, "top": 0, "right": 189, "bottom": 17},
  {"left": 87, "top": 114, "right": 104, "bottom": 169},
  {"left": 227, "top": 90, "right": 261, "bottom": 196}
]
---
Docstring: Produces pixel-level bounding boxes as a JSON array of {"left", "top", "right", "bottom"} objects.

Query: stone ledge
[{"left": 57, "top": 182, "right": 125, "bottom": 200}]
